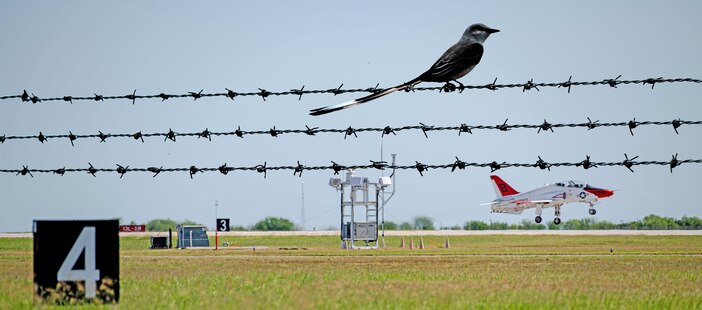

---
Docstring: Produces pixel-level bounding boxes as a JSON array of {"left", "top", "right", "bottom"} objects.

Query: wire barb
[
  {"left": 147, "top": 166, "right": 163, "bottom": 177},
  {"left": 538, "top": 119, "right": 554, "bottom": 134},
  {"left": 269, "top": 126, "right": 280, "bottom": 137},
  {"left": 672, "top": 119, "right": 682, "bottom": 134},
  {"left": 497, "top": 119, "right": 510, "bottom": 131},
  {"left": 586, "top": 117, "right": 600, "bottom": 130},
  {"left": 126, "top": 90, "right": 137, "bottom": 105},
  {"left": 628, "top": 118, "right": 638, "bottom": 136},
  {"left": 116, "top": 164, "right": 128, "bottom": 178},
  {"left": 133, "top": 131, "right": 144, "bottom": 143},
  {"left": 535, "top": 156, "right": 551, "bottom": 171},
  {"left": 68, "top": 131, "right": 77, "bottom": 146},
  {"left": 419, "top": 123, "right": 432, "bottom": 138},
  {"left": 382, "top": 126, "right": 396, "bottom": 137},
  {"left": 199, "top": 128, "right": 211, "bottom": 141},
  {"left": 87, "top": 163, "right": 97, "bottom": 177},
  {"left": 415, "top": 161, "right": 429, "bottom": 176},
  {"left": 225, "top": 88, "right": 237, "bottom": 101},
  {"left": 304, "top": 125, "right": 318, "bottom": 136},
  {"left": 370, "top": 160, "right": 387, "bottom": 170},
  {"left": 623, "top": 153, "right": 639, "bottom": 173},
  {"left": 344, "top": 126, "right": 357, "bottom": 140},
  {"left": 98, "top": 131, "right": 108, "bottom": 143},
  {"left": 218, "top": 163, "right": 233, "bottom": 175},
  {"left": 38, "top": 132, "right": 47, "bottom": 144},
  {"left": 459, "top": 123, "right": 472, "bottom": 135},
  {"left": 256, "top": 162, "right": 267, "bottom": 178},
  {"left": 189, "top": 166, "right": 200, "bottom": 179},
  {"left": 577, "top": 155, "right": 597, "bottom": 169},
  {"left": 331, "top": 161, "right": 344, "bottom": 175},
  {"left": 670, "top": 154, "right": 680, "bottom": 173},
  {"left": 489, "top": 161, "right": 504, "bottom": 173},
  {"left": 451, "top": 157, "right": 467, "bottom": 172},
  {"left": 294, "top": 161, "right": 304, "bottom": 177},
  {"left": 189, "top": 90, "right": 203, "bottom": 101},
  {"left": 165, "top": 129, "right": 176, "bottom": 142},
  {"left": 18, "top": 166, "right": 33, "bottom": 177},
  {"left": 605, "top": 75, "right": 622, "bottom": 88},
  {"left": 559, "top": 76, "right": 573, "bottom": 93}
]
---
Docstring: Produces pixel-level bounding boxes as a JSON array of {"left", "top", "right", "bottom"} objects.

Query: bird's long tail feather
[{"left": 309, "top": 78, "right": 420, "bottom": 116}]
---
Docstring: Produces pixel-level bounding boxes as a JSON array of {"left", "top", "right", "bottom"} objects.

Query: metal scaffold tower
[{"left": 329, "top": 155, "right": 396, "bottom": 249}]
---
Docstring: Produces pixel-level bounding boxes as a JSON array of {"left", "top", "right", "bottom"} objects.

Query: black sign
[
  {"left": 33, "top": 220, "right": 119, "bottom": 304},
  {"left": 216, "top": 218, "right": 230, "bottom": 232}
]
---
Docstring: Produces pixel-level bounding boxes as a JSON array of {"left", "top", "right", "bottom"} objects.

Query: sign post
[
  {"left": 33, "top": 219, "right": 119, "bottom": 304},
  {"left": 216, "top": 218, "right": 230, "bottom": 249}
]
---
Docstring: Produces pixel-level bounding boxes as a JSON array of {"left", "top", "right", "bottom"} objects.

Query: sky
[{"left": 1, "top": 1, "right": 701, "bottom": 232}]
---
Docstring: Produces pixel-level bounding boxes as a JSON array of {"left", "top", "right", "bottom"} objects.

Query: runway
[{"left": 2, "top": 230, "right": 702, "bottom": 238}]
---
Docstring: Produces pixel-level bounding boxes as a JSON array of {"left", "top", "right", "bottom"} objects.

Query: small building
[{"left": 176, "top": 225, "right": 210, "bottom": 248}]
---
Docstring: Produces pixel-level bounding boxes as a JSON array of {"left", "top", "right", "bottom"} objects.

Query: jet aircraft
[{"left": 485, "top": 175, "right": 614, "bottom": 225}]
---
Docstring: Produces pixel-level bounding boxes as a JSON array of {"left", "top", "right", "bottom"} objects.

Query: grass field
[{"left": 1, "top": 234, "right": 701, "bottom": 309}]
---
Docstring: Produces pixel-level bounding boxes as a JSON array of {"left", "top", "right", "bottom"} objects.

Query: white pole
[
  {"left": 215, "top": 200, "right": 219, "bottom": 250},
  {"left": 301, "top": 182, "right": 305, "bottom": 231}
]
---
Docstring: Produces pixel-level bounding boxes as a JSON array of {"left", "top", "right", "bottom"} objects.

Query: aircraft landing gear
[
  {"left": 535, "top": 216, "right": 542, "bottom": 223},
  {"left": 588, "top": 208, "right": 596, "bottom": 215},
  {"left": 554, "top": 205, "right": 562, "bottom": 225}
]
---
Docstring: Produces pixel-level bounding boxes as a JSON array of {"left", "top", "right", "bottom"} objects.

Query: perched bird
[{"left": 310, "top": 23, "right": 499, "bottom": 116}]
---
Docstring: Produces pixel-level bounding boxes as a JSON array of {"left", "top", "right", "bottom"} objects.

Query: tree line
[{"left": 136, "top": 214, "right": 702, "bottom": 231}]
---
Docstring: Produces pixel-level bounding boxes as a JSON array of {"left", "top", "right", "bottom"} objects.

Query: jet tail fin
[{"left": 490, "top": 175, "right": 519, "bottom": 197}]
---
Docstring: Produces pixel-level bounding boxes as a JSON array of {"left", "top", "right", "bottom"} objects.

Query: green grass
[{"left": 2, "top": 235, "right": 702, "bottom": 309}]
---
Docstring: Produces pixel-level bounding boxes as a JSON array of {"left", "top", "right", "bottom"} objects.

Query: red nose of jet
[{"left": 585, "top": 187, "right": 614, "bottom": 198}]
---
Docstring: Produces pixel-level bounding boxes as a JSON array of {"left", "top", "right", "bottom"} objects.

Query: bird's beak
[{"left": 486, "top": 27, "right": 500, "bottom": 34}]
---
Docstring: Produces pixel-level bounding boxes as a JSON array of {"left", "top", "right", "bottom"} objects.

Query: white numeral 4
[{"left": 57, "top": 226, "right": 101, "bottom": 298}]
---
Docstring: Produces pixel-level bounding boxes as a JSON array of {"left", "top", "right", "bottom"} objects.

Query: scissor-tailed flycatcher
[{"left": 310, "top": 23, "right": 499, "bottom": 116}]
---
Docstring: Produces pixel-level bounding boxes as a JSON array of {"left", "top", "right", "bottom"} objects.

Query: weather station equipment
[{"left": 328, "top": 154, "right": 397, "bottom": 249}]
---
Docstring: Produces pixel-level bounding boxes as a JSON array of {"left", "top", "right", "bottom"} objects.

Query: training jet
[{"left": 483, "top": 175, "right": 614, "bottom": 225}]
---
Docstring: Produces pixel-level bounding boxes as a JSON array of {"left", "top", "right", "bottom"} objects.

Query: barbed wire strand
[
  {"left": 2, "top": 155, "right": 698, "bottom": 178},
  {"left": 2, "top": 76, "right": 700, "bottom": 104},
  {"left": 1, "top": 119, "right": 698, "bottom": 145}
]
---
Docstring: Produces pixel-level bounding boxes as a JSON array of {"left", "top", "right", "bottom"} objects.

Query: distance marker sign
[
  {"left": 33, "top": 220, "right": 119, "bottom": 304},
  {"left": 216, "top": 218, "right": 230, "bottom": 232}
]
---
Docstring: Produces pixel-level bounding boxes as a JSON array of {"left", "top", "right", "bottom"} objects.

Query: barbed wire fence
[
  {"left": 0, "top": 118, "right": 698, "bottom": 145},
  {"left": 2, "top": 75, "right": 701, "bottom": 179},
  {"left": 2, "top": 76, "right": 700, "bottom": 104},
  {"left": 2, "top": 154, "right": 698, "bottom": 178}
]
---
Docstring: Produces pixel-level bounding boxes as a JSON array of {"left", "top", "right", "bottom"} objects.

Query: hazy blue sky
[{"left": 2, "top": 1, "right": 701, "bottom": 232}]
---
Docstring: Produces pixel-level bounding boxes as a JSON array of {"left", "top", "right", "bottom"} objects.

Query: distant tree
[
  {"left": 230, "top": 225, "right": 248, "bottom": 231},
  {"left": 547, "top": 222, "right": 560, "bottom": 230},
  {"left": 641, "top": 214, "right": 679, "bottom": 229},
  {"left": 253, "top": 217, "right": 295, "bottom": 231},
  {"left": 146, "top": 218, "right": 202, "bottom": 231},
  {"left": 413, "top": 216, "right": 435, "bottom": 230},
  {"left": 382, "top": 221, "right": 398, "bottom": 230},
  {"left": 518, "top": 219, "right": 546, "bottom": 230},
  {"left": 678, "top": 216, "right": 702, "bottom": 229},
  {"left": 487, "top": 222, "right": 510, "bottom": 230},
  {"left": 399, "top": 222, "right": 413, "bottom": 230},
  {"left": 464, "top": 220, "right": 488, "bottom": 230},
  {"left": 147, "top": 218, "right": 177, "bottom": 231}
]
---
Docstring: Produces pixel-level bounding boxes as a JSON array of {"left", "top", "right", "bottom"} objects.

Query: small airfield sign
[{"left": 33, "top": 219, "right": 119, "bottom": 304}]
